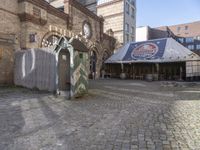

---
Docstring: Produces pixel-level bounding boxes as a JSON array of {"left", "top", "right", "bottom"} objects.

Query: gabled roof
[
  {"left": 156, "top": 21, "right": 200, "bottom": 37},
  {"left": 54, "top": 37, "right": 89, "bottom": 53},
  {"left": 105, "top": 38, "right": 200, "bottom": 63}
]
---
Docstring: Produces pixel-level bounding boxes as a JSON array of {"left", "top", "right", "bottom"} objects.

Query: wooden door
[{"left": 58, "top": 50, "right": 70, "bottom": 91}]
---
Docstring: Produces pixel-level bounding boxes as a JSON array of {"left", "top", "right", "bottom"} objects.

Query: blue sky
[{"left": 136, "top": 0, "right": 200, "bottom": 27}]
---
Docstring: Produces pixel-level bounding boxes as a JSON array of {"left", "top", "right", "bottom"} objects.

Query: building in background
[
  {"left": 136, "top": 26, "right": 150, "bottom": 42},
  {"left": 0, "top": 0, "right": 116, "bottom": 84},
  {"left": 97, "top": 0, "right": 136, "bottom": 46},
  {"left": 49, "top": 0, "right": 97, "bottom": 13},
  {"left": 49, "top": 0, "right": 137, "bottom": 46},
  {"left": 136, "top": 21, "right": 200, "bottom": 55},
  {"left": 76, "top": 0, "right": 97, "bottom": 14}
]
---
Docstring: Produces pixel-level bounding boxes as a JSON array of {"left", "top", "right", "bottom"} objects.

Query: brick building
[
  {"left": 157, "top": 21, "right": 200, "bottom": 56},
  {"left": 0, "top": 0, "right": 116, "bottom": 84},
  {"left": 136, "top": 21, "right": 200, "bottom": 56},
  {"left": 50, "top": 0, "right": 137, "bottom": 47}
]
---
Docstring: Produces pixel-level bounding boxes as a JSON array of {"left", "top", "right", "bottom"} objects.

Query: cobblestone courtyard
[{"left": 0, "top": 80, "right": 200, "bottom": 150}]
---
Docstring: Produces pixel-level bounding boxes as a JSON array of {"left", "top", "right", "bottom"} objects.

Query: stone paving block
[{"left": 0, "top": 80, "right": 200, "bottom": 150}]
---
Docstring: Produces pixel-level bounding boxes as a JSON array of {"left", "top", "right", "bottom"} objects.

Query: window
[
  {"left": 29, "top": 34, "right": 36, "bottom": 43},
  {"left": 130, "top": 0, "right": 135, "bottom": 6},
  {"left": 131, "top": 26, "right": 134, "bottom": 34},
  {"left": 79, "top": 53, "right": 83, "bottom": 59},
  {"left": 126, "top": 2, "right": 129, "bottom": 14},
  {"left": 131, "top": 36, "right": 134, "bottom": 41},
  {"left": 131, "top": 7, "right": 135, "bottom": 18},
  {"left": 188, "top": 44, "right": 194, "bottom": 50},
  {"left": 196, "top": 44, "right": 200, "bottom": 50},
  {"left": 196, "top": 36, "right": 200, "bottom": 41},
  {"left": 178, "top": 38, "right": 184, "bottom": 43},
  {"left": 177, "top": 27, "right": 181, "bottom": 32},
  {"left": 126, "top": 34, "right": 129, "bottom": 42},
  {"left": 125, "top": 23, "right": 129, "bottom": 32},
  {"left": 185, "top": 37, "right": 194, "bottom": 43},
  {"left": 33, "top": 7, "right": 41, "bottom": 17},
  {"left": 185, "top": 26, "right": 188, "bottom": 30},
  {"left": 58, "top": 6, "right": 64, "bottom": 11}
]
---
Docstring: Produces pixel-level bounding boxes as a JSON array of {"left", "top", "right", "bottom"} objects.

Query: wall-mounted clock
[{"left": 83, "top": 21, "right": 92, "bottom": 39}]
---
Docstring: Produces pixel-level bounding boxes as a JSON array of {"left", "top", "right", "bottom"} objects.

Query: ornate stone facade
[{"left": 0, "top": 0, "right": 116, "bottom": 84}]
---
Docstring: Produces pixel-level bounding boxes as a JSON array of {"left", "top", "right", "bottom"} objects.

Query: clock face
[{"left": 83, "top": 22, "right": 92, "bottom": 39}]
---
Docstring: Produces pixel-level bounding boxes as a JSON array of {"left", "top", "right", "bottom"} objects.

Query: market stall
[{"left": 105, "top": 38, "right": 200, "bottom": 81}]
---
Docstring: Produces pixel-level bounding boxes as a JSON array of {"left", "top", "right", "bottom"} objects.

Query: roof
[
  {"left": 156, "top": 21, "right": 200, "bottom": 38},
  {"left": 105, "top": 38, "right": 200, "bottom": 64}
]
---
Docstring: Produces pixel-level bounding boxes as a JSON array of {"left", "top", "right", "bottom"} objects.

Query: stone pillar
[{"left": 64, "top": 0, "right": 73, "bottom": 30}]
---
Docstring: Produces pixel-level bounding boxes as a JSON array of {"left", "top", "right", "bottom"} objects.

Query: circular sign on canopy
[{"left": 131, "top": 43, "right": 159, "bottom": 59}]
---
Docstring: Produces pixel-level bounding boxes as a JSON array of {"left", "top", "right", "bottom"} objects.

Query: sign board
[{"left": 123, "top": 39, "right": 167, "bottom": 61}]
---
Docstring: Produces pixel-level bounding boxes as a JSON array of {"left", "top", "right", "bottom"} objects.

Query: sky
[{"left": 136, "top": 0, "right": 200, "bottom": 28}]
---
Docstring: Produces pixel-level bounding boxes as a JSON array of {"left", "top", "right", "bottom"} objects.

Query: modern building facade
[
  {"left": 136, "top": 21, "right": 200, "bottom": 56},
  {"left": 0, "top": 0, "right": 116, "bottom": 84},
  {"left": 97, "top": 0, "right": 136, "bottom": 46}
]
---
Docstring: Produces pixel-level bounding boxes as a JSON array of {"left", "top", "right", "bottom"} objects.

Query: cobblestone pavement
[{"left": 0, "top": 80, "right": 200, "bottom": 150}]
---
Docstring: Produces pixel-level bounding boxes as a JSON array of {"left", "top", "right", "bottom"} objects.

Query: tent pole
[
  {"left": 120, "top": 62, "right": 126, "bottom": 79},
  {"left": 156, "top": 63, "right": 159, "bottom": 80},
  {"left": 132, "top": 64, "right": 135, "bottom": 79},
  {"left": 180, "top": 66, "right": 183, "bottom": 81},
  {"left": 121, "top": 63, "right": 124, "bottom": 73}
]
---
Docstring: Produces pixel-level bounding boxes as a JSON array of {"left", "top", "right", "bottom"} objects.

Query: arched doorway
[
  {"left": 58, "top": 49, "right": 70, "bottom": 91},
  {"left": 89, "top": 50, "right": 97, "bottom": 79}
]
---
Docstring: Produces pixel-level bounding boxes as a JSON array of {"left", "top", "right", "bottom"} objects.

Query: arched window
[
  {"left": 42, "top": 34, "right": 60, "bottom": 47},
  {"left": 89, "top": 50, "right": 97, "bottom": 79},
  {"left": 90, "top": 50, "right": 97, "bottom": 72}
]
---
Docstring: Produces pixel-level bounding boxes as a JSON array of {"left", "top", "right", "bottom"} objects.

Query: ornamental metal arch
[
  {"left": 54, "top": 36, "right": 74, "bottom": 97},
  {"left": 53, "top": 36, "right": 89, "bottom": 98}
]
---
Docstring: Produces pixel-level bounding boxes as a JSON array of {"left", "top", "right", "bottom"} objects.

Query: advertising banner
[{"left": 123, "top": 39, "right": 167, "bottom": 61}]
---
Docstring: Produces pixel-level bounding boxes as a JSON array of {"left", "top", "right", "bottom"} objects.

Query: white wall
[{"left": 136, "top": 26, "right": 149, "bottom": 42}]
